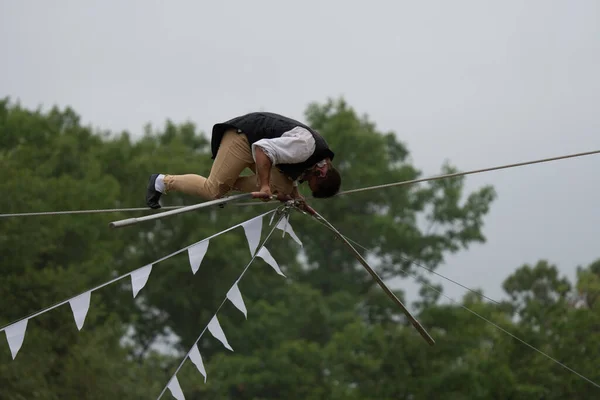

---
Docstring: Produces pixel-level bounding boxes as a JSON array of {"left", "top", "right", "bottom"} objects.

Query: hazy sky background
[{"left": 2, "top": 1, "right": 599, "bottom": 306}]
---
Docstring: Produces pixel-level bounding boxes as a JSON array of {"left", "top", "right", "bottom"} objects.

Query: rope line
[
  {"left": 1, "top": 148, "right": 598, "bottom": 218},
  {"left": 337, "top": 149, "right": 600, "bottom": 195},
  {"left": 0, "top": 202, "right": 272, "bottom": 218},
  {"left": 324, "top": 224, "right": 600, "bottom": 389}
]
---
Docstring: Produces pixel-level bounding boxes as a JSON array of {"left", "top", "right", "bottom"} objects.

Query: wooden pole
[
  {"left": 304, "top": 207, "right": 436, "bottom": 346},
  {"left": 109, "top": 193, "right": 254, "bottom": 228}
]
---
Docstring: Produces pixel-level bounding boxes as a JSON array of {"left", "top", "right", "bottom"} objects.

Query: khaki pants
[{"left": 163, "top": 130, "right": 294, "bottom": 200}]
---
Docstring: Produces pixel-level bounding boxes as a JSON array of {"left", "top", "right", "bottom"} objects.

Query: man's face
[{"left": 307, "top": 159, "right": 329, "bottom": 192}]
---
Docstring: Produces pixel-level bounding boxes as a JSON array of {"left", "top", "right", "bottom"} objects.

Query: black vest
[{"left": 211, "top": 112, "right": 335, "bottom": 180}]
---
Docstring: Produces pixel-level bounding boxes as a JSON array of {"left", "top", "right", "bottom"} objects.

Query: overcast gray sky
[{"left": 2, "top": 0, "right": 599, "bottom": 305}]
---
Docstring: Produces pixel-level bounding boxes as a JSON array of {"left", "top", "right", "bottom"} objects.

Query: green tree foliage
[{"left": 1, "top": 96, "right": 598, "bottom": 399}]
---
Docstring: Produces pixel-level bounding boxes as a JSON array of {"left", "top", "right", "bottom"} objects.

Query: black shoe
[{"left": 146, "top": 174, "right": 162, "bottom": 209}]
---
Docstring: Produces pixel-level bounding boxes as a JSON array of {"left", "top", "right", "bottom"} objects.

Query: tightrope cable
[
  {"left": 337, "top": 148, "right": 600, "bottom": 195},
  {"left": 0, "top": 202, "right": 272, "bottom": 218},
  {"left": 1, "top": 148, "right": 599, "bottom": 218}
]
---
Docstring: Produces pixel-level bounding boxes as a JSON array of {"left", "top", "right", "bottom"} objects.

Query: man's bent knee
[{"left": 204, "top": 180, "right": 232, "bottom": 200}]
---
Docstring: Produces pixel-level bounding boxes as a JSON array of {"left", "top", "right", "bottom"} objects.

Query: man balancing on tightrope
[{"left": 145, "top": 112, "right": 342, "bottom": 209}]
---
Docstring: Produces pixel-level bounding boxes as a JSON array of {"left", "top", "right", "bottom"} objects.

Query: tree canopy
[{"left": 0, "top": 97, "right": 598, "bottom": 399}]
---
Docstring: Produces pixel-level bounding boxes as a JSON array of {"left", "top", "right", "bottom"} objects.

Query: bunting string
[
  {"left": 158, "top": 210, "right": 292, "bottom": 400},
  {"left": 0, "top": 208, "right": 280, "bottom": 359}
]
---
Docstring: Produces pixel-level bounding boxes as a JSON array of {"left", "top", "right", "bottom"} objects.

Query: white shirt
[
  {"left": 251, "top": 126, "right": 317, "bottom": 186},
  {"left": 251, "top": 126, "right": 316, "bottom": 165}
]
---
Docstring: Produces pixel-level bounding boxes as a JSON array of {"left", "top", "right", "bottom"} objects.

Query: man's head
[{"left": 306, "top": 159, "right": 341, "bottom": 198}]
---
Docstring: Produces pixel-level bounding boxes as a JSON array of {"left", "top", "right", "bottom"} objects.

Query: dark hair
[{"left": 312, "top": 166, "right": 341, "bottom": 198}]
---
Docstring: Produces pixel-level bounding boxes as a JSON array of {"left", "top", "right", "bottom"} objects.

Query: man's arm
[
  {"left": 253, "top": 146, "right": 273, "bottom": 196},
  {"left": 290, "top": 184, "right": 303, "bottom": 201},
  {"left": 251, "top": 126, "right": 315, "bottom": 199}
]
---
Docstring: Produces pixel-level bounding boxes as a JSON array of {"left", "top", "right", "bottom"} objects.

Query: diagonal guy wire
[{"left": 319, "top": 221, "right": 600, "bottom": 390}]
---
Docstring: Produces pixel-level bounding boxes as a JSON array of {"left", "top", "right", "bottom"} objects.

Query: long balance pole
[
  {"left": 108, "top": 193, "right": 254, "bottom": 228},
  {"left": 305, "top": 207, "right": 436, "bottom": 346}
]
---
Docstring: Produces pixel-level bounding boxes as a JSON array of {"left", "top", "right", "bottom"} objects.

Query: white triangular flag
[
  {"left": 4, "top": 319, "right": 28, "bottom": 359},
  {"left": 276, "top": 216, "right": 302, "bottom": 246},
  {"left": 188, "top": 344, "right": 207, "bottom": 382},
  {"left": 242, "top": 215, "right": 262, "bottom": 256},
  {"left": 131, "top": 264, "right": 152, "bottom": 298},
  {"left": 226, "top": 282, "right": 247, "bottom": 318},
  {"left": 188, "top": 240, "right": 209, "bottom": 274},
  {"left": 257, "top": 247, "right": 286, "bottom": 277},
  {"left": 69, "top": 291, "right": 91, "bottom": 330},
  {"left": 207, "top": 315, "right": 233, "bottom": 351},
  {"left": 279, "top": 215, "right": 288, "bottom": 238},
  {"left": 167, "top": 375, "right": 186, "bottom": 400}
]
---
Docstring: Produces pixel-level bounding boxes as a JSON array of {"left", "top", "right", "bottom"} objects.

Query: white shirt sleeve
[{"left": 251, "top": 126, "right": 316, "bottom": 165}]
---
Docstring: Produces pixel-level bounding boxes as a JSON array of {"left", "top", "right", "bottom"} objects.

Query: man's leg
[
  {"left": 232, "top": 166, "right": 294, "bottom": 196},
  {"left": 149, "top": 130, "right": 254, "bottom": 206},
  {"left": 231, "top": 175, "right": 259, "bottom": 193}
]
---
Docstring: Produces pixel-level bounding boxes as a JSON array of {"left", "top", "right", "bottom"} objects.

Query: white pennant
[
  {"left": 69, "top": 291, "right": 91, "bottom": 330},
  {"left": 257, "top": 246, "right": 286, "bottom": 277},
  {"left": 188, "top": 240, "right": 210, "bottom": 274},
  {"left": 188, "top": 344, "right": 207, "bottom": 382},
  {"left": 4, "top": 319, "right": 28, "bottom": 359},
  {"left": 226, "top": 282, "right": 247, "bottom": 318},
  {"left": 207, "top": 315, "right": 233, "bottom": 351},
  {"left": 130, "top": 264, "right": 152, "bottom": 298},
  {"left": 242, "top": 215, "right": 263, "bottom": 256},
  {"left": 167, "top": 375, "right": 186, "bottom": 400},
  {"left": 276, "top": 216, "right": 302, "bottom": 246}
]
